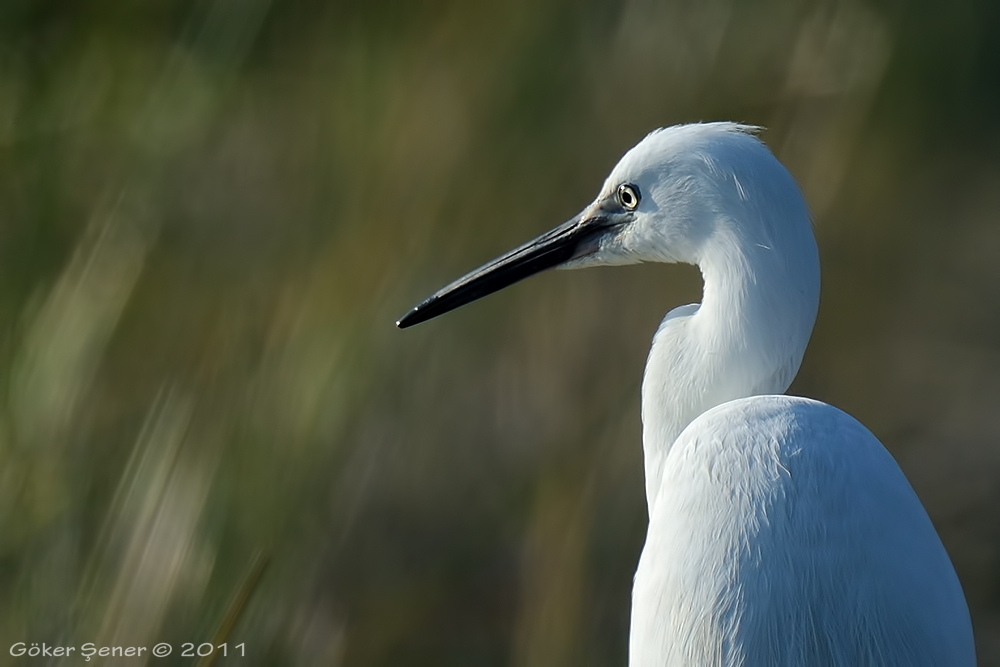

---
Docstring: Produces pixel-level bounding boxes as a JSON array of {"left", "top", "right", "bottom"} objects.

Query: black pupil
[{"left": 622, "top": 188, "right": 633, "bottom": 206}]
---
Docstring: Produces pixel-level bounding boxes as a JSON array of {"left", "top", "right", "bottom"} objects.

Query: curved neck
[{"left": 640, "top": 227, "right": 819, "bottom": 509}]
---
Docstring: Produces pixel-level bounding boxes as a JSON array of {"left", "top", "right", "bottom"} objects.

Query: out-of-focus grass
[{"left": 1, "top": 0, "right": 1000, "bottom": 665}]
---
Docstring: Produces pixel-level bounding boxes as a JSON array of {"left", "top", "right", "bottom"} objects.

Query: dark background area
[{"left": 1, "top": 0, "right": 999, "bottom": 664}]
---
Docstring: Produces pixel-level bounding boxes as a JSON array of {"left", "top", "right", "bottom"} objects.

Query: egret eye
[{"left": 617, "top": 183, "right": 640, "bottom": 210}]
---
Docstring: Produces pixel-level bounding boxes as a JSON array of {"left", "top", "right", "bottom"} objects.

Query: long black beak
[{"left": 397, "top": 212, "right": 620, "bottom": 328}]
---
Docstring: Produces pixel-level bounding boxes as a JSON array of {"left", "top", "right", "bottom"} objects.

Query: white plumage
[
  {"left": 631, "top": 396, "right": 973, "bottom": 666},
  {"left": 398, "top": 123, "right": 976, "bottom": 666}
]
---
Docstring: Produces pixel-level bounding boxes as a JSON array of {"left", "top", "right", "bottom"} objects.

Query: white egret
[{"left": 397, "top": 123, "right": 975, "bottom": 666}]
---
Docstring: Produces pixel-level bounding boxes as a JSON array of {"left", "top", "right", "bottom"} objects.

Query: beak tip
[{"left": 396, "top": 310, "right": 418, "bottom": 329}]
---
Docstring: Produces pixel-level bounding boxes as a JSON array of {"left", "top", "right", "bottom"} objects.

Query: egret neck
[{"left": 639, "top": 176, "right": 819, "bottom": 509}]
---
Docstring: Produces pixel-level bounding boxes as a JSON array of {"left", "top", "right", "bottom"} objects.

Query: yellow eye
[{"left": 617, "top": 183, "right": 640, "bottom": 210}]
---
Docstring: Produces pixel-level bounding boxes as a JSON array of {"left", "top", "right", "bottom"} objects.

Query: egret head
[{"left": 397, "top": 122, "right": 816, "bottom": 328}]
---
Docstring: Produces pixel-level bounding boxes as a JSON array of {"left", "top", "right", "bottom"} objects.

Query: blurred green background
[{"left": 1, "top": 0, "right": 999, "bottom": 664}]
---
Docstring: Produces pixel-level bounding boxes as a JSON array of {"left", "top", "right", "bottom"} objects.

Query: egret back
[{"left": 629, "top": 395, "right": 976, "bottom": 667}]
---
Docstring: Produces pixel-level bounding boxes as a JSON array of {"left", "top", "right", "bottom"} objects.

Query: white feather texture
[
  {"left": 630, "top": 396, "right": 974, "bottom": 666},
  {"left": 578, "top": 124, "right": 975, "bottom": 666}
]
